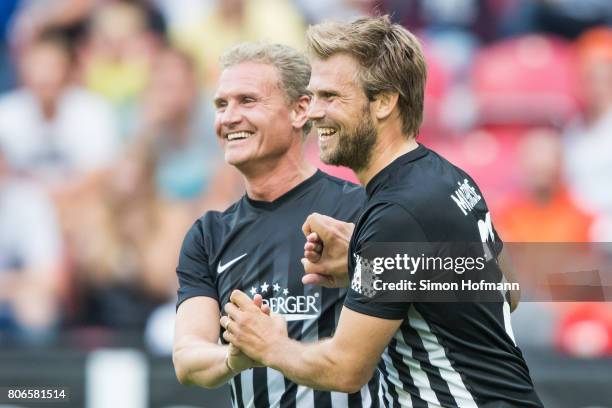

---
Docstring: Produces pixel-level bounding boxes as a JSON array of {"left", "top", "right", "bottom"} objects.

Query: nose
[
  {"left": 307, "top": 97, "right": 325, "bottom": 121},
  {"left": 220, "top": 102, "right": 242, "bottom": 127}
]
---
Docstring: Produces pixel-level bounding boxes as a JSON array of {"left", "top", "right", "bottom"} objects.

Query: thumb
[
  {"left": 301, "top": 258, "right": 326, "bottom": 275},
  {"left": 302, "top": 273, "right": 334, "bottom": 287}
]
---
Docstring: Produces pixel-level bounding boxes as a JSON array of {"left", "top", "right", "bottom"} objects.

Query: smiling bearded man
[{"left": 221, "top": 16, "right": 543, "bottom": 408}]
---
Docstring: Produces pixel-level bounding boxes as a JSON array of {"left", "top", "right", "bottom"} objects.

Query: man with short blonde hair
[{"left": 173, "top": 42, "right": 378, "bottom": 408}]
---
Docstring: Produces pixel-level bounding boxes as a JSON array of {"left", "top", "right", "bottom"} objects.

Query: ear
[
  {"left": 291, "top": 94, "right": 311, "bottom": 130},
  {"left": 371, "top": 92, "right": 399, "bottom": 121}
]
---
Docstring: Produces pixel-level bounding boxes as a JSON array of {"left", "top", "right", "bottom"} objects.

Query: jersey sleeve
[
  {"left": 176, "top": 218, "right": 218, "bottom": 309},
  {"left": 344, "top": 202, "right": 429, "bottom": 320}
]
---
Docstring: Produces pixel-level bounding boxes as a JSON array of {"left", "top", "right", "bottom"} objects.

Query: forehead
[
  {"left": 309, "top": 53, "right": 361, "bottom": 92},
  {"left": 215, "top": 61, "right": 281, "bottom": 98}
]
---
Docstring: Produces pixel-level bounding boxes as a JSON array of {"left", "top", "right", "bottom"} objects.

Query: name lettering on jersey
[
  {"left": 451, "top": 179, "right": 482, "bottom": 216},
  {"left": 249, "top": 282, "right": 320, "bottom": 321},
  {"left": 217, "top": 253, "right": 248, "bottom": 274}
]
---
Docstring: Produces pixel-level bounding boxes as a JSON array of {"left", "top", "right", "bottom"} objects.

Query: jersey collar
[{"left": 245, "top": 169, "right": 324, "bottom": 210}]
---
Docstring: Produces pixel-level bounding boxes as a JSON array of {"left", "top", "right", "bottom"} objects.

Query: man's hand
[
  {"left": 224, "top": 294, "right": 270, "bottom": 372},
  {"left": 226, "top": 343, "right": 261, "bottom": 372},
  {"left": 301, "top": 213, "right": 355, "bottom": 288},
  {"left": 220, "top": 290, "right": 288, "bottom": 365}
]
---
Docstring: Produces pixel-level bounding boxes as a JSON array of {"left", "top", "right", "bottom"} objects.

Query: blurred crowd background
[{"left": 0, "top": 0, "right": 611, "bottom": 361}]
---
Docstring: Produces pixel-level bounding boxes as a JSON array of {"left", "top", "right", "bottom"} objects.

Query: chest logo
[
  {"left": 247, "top": 282, "right": 320, "bottom": 321},
  {"left": 217, "top": 253, "right": 248, "bottom": 274}
]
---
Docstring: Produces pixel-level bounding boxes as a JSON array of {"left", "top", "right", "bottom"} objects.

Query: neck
[
  {"left": 356, "top": 129, "right": 419, "bottom": 187},
  {"left": 242, "top": 146, "right": 316, "bottom": 202}
]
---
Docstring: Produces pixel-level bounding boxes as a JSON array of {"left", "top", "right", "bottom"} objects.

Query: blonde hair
[
  {"left": 220, "top": 42, "right": 312, "bottom": 134},
  {"left": 306, "top": 15, "right": 427, "bottom": 138}
]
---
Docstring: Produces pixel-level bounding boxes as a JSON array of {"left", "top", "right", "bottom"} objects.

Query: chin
[
  {"left": 225, "top": 152, "right": 257, "bottom": 169},
  {"left": 319, "top": 147, "right": 339, "bottom": 166},
  {"left": 224, "top": 153, "right": 245, "bottom": 166}
]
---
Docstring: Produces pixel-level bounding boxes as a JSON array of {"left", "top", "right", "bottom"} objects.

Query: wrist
[
  {"left": 224, "top": 352, "right": 240, "bottom": 376},
  {"left": 262, "top": 336, "right": 290, "bottom": 369}
]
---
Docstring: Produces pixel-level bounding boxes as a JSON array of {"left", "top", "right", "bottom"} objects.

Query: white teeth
[
  {"left": 227, "top": 131, "right": 252, "bottom": 141},
  {"left": 317, "top": 127, "right": 336, "bottom": 137}
]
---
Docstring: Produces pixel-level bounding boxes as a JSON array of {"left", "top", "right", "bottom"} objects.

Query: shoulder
[
  {"left": 317, "top": 171, "right": 366, "bottom": 203},
  {"left": 317, "top": 171, "right": 364, "bottom": 196},
  {"left": 388, "top": 148, "right": 487, "bottom": 218},
  {"left": 356, "top": 201, "right": 428, "bottom": 243},
  {"left": 188, "top": 197, "right": 246, "bottom": 241},
  {"left": 314, "top": 171, "right": 366, "bottom": 221},
  {"left": 192, "top": 201, "right": 239, "bottom": 236}
]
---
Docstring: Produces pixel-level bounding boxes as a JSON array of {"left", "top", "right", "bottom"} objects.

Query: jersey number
[{"left": 477, "top": 212, "right": 495, "bottom": 261}]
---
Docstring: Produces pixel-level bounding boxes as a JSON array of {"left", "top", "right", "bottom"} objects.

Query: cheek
[
  {"left": 328, "top": 104, "right": 352, "bottom": 127},
  {"left": 214, "top": 116, "right": 223, "bottom": 138}
]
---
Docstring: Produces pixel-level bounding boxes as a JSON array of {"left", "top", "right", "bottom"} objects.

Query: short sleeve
[
  {"left": 344, "top": 202, "right": 428, "bottom": 320},
  {"left": 176, "top": 219, "right": 218, "bottom": 310}
]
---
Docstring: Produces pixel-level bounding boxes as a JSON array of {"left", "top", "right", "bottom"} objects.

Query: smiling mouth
[
  {"left": 225, "top": 131, "right": 253, "bottom": 141},
  {"left": 317, "top": 127, "right": 337, "bottom": 139}
]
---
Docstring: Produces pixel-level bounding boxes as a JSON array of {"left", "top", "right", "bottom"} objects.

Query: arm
[
  {"left": 173, "top": 219, "right": 251, "bottom": 387},
  {"left": 173, "top": 296, "right": 260, "bottom": 388},
  {"left": 267, "top": 308, "right": 401, "bottom": 392},
  {"left": 221, "top": 290, "right": 401, "bottom": 393}
]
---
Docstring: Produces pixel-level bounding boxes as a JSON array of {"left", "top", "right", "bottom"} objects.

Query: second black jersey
[
  {"left": 344, "top": 145, "right": 543, "bottom": 408},
  {"left": 177, "top": 170, "right": 379, "bottom": 408}
]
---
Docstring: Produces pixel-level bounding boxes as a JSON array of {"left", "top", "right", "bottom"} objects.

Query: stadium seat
[{"left": 471, "top": 35, "right": 580, "bottom": 126}]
